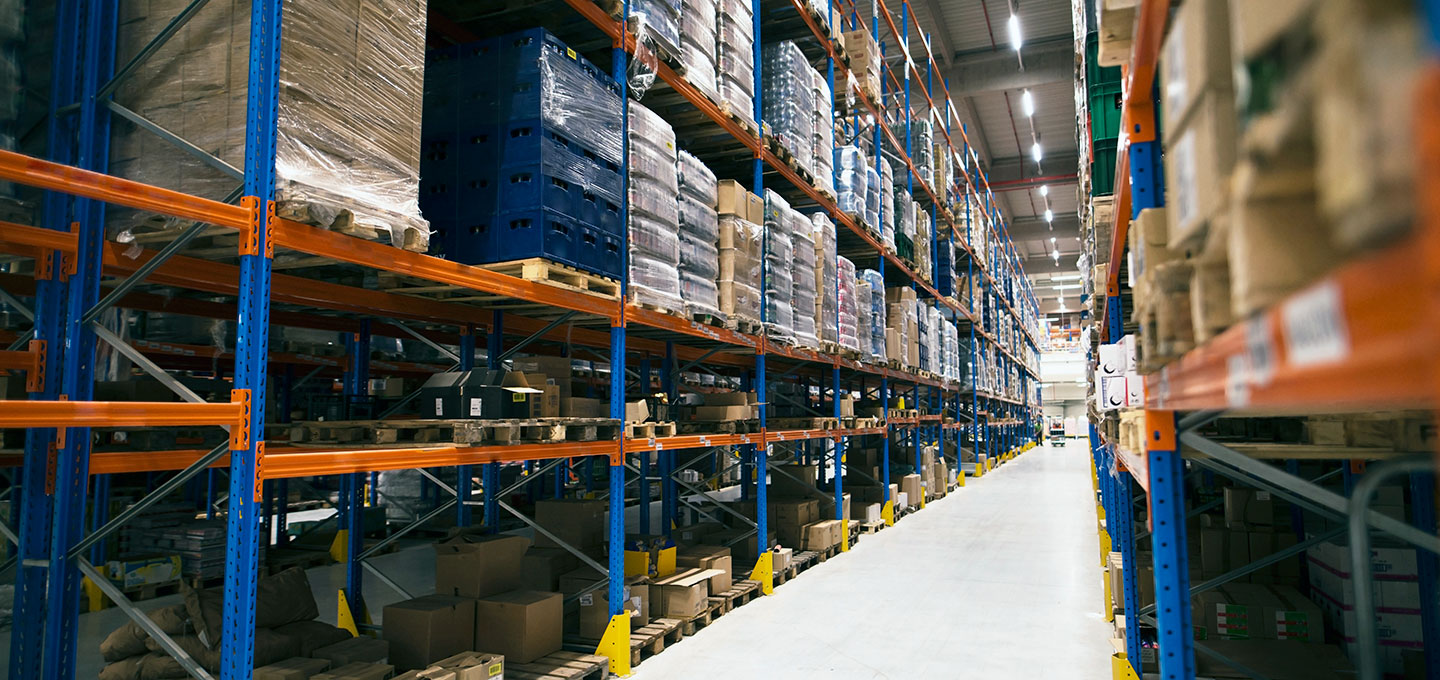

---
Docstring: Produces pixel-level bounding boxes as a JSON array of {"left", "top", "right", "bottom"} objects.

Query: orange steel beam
[
  {"left": 1146, "top": 241, "right": 1435, "bottom": 412},
  {"left": 0, "top": 400, "right": 243, "bottom": 428},
  {"left": 0, "top": 349, "right": 34, "bottom": 371},
  {"left": 262, "top": 441, "right": 618, "bottom": 478},
  {"left": 0, "top": 220, "right": 78, "bottom": 253},
  {"left": 0, "top": 149, "right": 248, "bottom": 228}
]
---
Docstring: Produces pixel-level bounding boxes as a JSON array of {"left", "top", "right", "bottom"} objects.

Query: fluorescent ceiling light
[
  {"left": 1021, "top": 89, "right": 1034, "bottom": 117},
  {"left": 1031, "top": 142, "right": 1043, "bottom": 163},
  {"left": 1008, "top": 14, "right": 1022, "bottom": 51},
  {"left": 1049, "top": 236, "right": 1056, "bottom": 243},
  {"left": 1045, "top": 208, "right": 1053, "bottom": 223},
  {"left": 1050, "top": 274, "right": 1083, "bottom": 281},
  {"left": 1039, "top": 184, "right": 1048, "bottom": 197}
]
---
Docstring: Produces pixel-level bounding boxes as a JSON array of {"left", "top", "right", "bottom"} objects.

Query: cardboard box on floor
[
  {"left": 383, "top": 595, "right": 476, "bottom": 671},
  {"left": 255, "top": 657, "right": 332, "bottom": 680},
  {"left": 771, "top": 498, "right": 820, "bottom": 547},
  {"left": 802, "top": 520, "right": 842, "bottom": 551},
  {"left": 521, "top": 547, "right": 580, "bottom": 592},
  {"left": 473, "top": 590, "right": 563, "bottom": 664},
  {"left": 311, "top": 662, "right": 394, "bottom": 680},
  {"left": 899, "top": 474, "right": 922, "bottom": 505},
  {"left": 653, "top": 568, "right": 723, "bottom": 619},
  {"left": 771, "top": 546, "right": 793, "bottom": 571},
  {"left": 434, "top": 534, "right": 529, "bottom": 599},
  {"left": 577, "top": 579, "right": 649, "bottom": 639},
  {"left": 676, "top": 546, "right": 733, "bottom": 593},
  {"left": 534, "top": 499, "right": 606, "bottom": 551},
  {"left": 391, "top": 651, "right": 505, "bottom": 680}
]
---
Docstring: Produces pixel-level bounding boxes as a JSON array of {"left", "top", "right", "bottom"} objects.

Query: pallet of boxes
[
  {"left": 766, "top": 463, "right": 848, "bottom": 560},
  {"left": 716, "top": 180, "right": 765, "bottom": 334},
  {"left": 1146, "top": 0, "right": 1426, "bottom": 368}
]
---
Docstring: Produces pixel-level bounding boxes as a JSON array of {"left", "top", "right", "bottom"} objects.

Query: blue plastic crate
[
  {"left": 493, "top": 165, "right": 585, "bottom": 217},
  {"left": 578, "top": 224, "right": 624, "bottom": 279}
]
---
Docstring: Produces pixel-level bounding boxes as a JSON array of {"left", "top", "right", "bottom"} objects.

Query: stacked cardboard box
[
  {"left": 112, "top": 0, "right": 427, "bottom": 243},
  {"left": 717, "top": 181, "right": 765, "bottom": 327},
  {"left": 841, "top": 29, "right": 881, "bottom": 101},
  {"left": 1307, "top": 538, "right": 1425, "bottom": 674}
]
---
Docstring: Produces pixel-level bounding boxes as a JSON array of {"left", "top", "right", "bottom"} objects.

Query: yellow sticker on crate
[{"left": 566, "top": 47, "right": 577, "bottom": 60}]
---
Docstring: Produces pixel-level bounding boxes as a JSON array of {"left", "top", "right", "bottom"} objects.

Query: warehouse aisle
[{"left": 631, "top": 442, "right": 1113, "bottom": 680}]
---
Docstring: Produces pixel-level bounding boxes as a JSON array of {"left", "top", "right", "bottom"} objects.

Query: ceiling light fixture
[
  {"left": 1008, "top": 14, "right": 1022, "bottom": 51},
  {"left": 1031, "top": 142, "right": 1043, "bottom": 163},
  {"left": 1045, "top": 208, "right": 1053, "bottom": 223},
  {"left": 1039, "top": 184, "right": 1049, "bottom": 197},
  {"left": 1021, "top": 89, "right": 1034, "bottom": 117}
]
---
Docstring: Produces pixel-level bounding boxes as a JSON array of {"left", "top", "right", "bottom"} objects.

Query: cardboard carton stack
[
  {"left": 1306, "top": 538, "right": 1425, "bottom": 674},
  {"left": 110, "top": 0, "right": 428, "bottom": 245},
  {"left": 716, "top": 180, "right": 765, "bottom": 328},
  {"left": 422, "top": 532, "right": 564, "bottom": 665}
]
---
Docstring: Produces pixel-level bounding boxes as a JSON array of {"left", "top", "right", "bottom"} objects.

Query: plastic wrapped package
[
  {"left": 630, "top": 214, "right": 680, "bottom": 261},
  {"left": 717, "top": 0, "right": 754, "bottom": 20},
  {"left": 680, "top": 270, "right": 722, "bottom": 317},
  {"left": 915, "top": 301, "right": 930, "bottom": 372},
  {"left": 111, "top": 0, "right": 431, "bottom": 242},
  {"left": 629, "top": 181, "right": 680, "bottom": 225},
  {"left": 629, "top": 143, "right": 680, "bottom": 192},
  {"left": 812, "top": 212, "right": 837, "bottom": 345},
  {"left": 896, "top": 188, "right": 915, "bottom": 239},
  {"left": 630, "top": 0, "right": 681, "bottom": 60},
  {"left": 630, "top": 252, "right": 684, "bottom": 309},
  {"left": 677, "top": 150, "right": 718, "bottom": 206},
  {"left": 837, "top": 256, "right": 859, "bottom": 352},
  {"left": 790, "top": 226, "right": 818, "bottom": 348},
  {"left": 809, "top": 67, "right": 835, "bottom": 195},
  {"left": 629, "top": 101, "right": 678, "bottom": 155},
  {"left": 835, "top": 168, "right": 866, "bottom": 215},
  {"left": 678, "top": 194, "right": 719, "bottom": 242},
  {"left": 862, "top": 270, "right": 886, "bottom": 361},
  {"left": 855, "top": 279, "right": 873, "bottom": 360},
  {"left": 864, "top": 166, "right": 881, "bottom": 230},
  {"left": 763, "top": 41, "right": 818, "bottom": 176},
  {"left": 679, "top": 0, "right": 717, "bottom": 98},
  {"left": 718, "top": 215, "right": 763, "bottom": 324},
  {"left": 679, "top": 232, "right": 720, "bottom": 280},
  {"left": 879, "top": 157, "right": 895, "bottom": 236},
  {"left": 715, "top": 9, "right": 755, "bottom": 127},
  {"left": 763, "top": 190, "right": 795, "bottom": 340}
]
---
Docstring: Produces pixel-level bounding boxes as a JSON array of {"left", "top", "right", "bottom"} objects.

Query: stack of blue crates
[
  {"left": 936, "top": 239, "right": 958, "bottom": 298},
  {"left": 420, "top": 29, "right": 626, "bottom": 279}
]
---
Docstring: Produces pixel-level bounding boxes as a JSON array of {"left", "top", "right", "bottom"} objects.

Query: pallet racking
[
  {"left": 0, "top": 0, "right": 1043, "bottom": 677},
  {"left": 1088, "top": 2, "right": 1440, "bottom": 678}
]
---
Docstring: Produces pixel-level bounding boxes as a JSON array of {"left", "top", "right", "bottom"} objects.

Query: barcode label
[{"left": 1282, "top": 281, "right": 1349, "bottom": 367}]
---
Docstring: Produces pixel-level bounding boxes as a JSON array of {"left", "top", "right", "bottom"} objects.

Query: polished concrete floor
[
  {"left": 1, "top": 442, "right": 1110, "bottom": 678},
  {"left": 631, "top": 442, "right": 1113, "bottom": 680}
]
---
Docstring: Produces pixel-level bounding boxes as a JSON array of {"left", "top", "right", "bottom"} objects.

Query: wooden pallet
[
  {"left": 722, "top": 314, "right": 763, "bottom": 335},
  {"left": 858, "top": 520, "right": 885, "bottom": 534},
  {"left": 717, "top": 99, "right": 760, "bottom": 138},
  {"left": 290, "top": 418, "right": 617, "bottom": 446},
  {"left": 507, "top": 650, "right": 610, "bottom": 680},
  {"left": 624, "top": 421, "right": 677, "bottom": 439},
  {"left": 478, "top": 258, "right": 621, "bottom": 299},
  {"left": 681, "top": 599, "right": 724, "bottom": 635},
  {"left": 772, "top": 562, "right": 799, "bottom": 586},
  {"left": 767, "top": 417, "right": 838, "bottom": 431},
  {"left": 710, "top": 579, "right": 760, "bottom": 614},
  {"left": 675, "top": 419, "right": 762, "bottom": 435},
  {"left": 626, "top": 618, "right": 684, "bottom": 667},
  {"left": 274, "top": 183, "right": 429, "bottom": 253}
]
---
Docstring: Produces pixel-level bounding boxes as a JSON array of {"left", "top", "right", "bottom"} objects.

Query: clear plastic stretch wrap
[
  {"left": 715, "top": 0, "right": 755, "bottom": 128},
  {"left": 676, "top": 149, "right": 722, "bottom": 318},
  {"left": 762, "top": 41, "right": 817, "bottom": 176},
  {"left": 812, "top": 212, "right": 837, "bottom": 345},
  {"left": 913, "top": 117, "right": 934, "bottom": 184},
  {"left": 927, "top": 305, "right": 942, "bottom": 376},
  {"left": 897, "top": 187, "right": 915, "bottom": 239},
  {"left": 837, "top": 256, "right": 860, "bottom": 353},
  {"left": 677, "top": 150, "right": 719, "bottom": 207},
  {"left": 914, "top": 202, "right": 931, "bottom": 275},
  {"left": 864, "top": 165, "right": 881, "bottom": 232},
  {"left": 915, "top": 300, "right": 930, "bottom": 372},
  {"left": 810, "top": 67, "right": 835, "bottom": 195},
  {"left": 630, "top": 0, "right": 682, "bottom": 61},
  {"left": 763, "top": 189, "right": 795, "bottom": 340},
  {"left": 628, "top": 100, "right": 682, "bottom": 310},
  {"left": 855, "top": 278, "right": 873, "bottom": 360},
  {"left": 862, "top": 269, "right": 886, "bottom": 361},
  {"left": 790, "top": 223, "right": 818, "bottom": 348},
  {"left": 718, "top": 215, "right": 763, "bottom": 324},
  {"left": 834, "top": 146, "right": 868, "bottom": 217},
  {"left": 879, "top": 157, "right": 895, "bottom": 237},
  {"left": 112, "top": 0, "right": 430, "bottom": 242},
  {"left": 679, "top": 0, "right": 718, "bottom": 98}
]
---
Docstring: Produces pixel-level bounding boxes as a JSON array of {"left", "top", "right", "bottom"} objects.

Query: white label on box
[
  {"left": 469, "top": 398, "right": 483, "bottom": 416},
  {"left": 1162, "top": 16, "right": 1188, "bottom": 119},
  {"left": 434, "top": 398, "right": 444, "bottom": 416},
  {"left": 1225, "top": 354, "right": 1250, "bottom": 407},
  {"left": 1101, "top": 376, "right": 1128, "bottom": 411},
  {"left": 1245, "top": 316, "right": 1277, "bottom": 386},
  {"left": 1170, "top": 131, "right": 1198, "bottom": 229},
  {"left": 579, "top": 593, "right": 593, "bottom": 606},
  {"left": 1126, "top": 374, "right": 1145, "bottom": 407},
  {"left": 1282, "top": 280, "right": 1349, "bottom": 368},
  {"left": 1098, "top": 343, "right": 1128, "bottom": 377},
  {"left": 1255, "top": 491, "right": 1271, "bottom": 501}
]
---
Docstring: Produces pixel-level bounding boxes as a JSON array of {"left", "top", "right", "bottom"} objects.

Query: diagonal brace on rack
[
  {"left": 495, "top": 311, "right": 576, "bottom": 364},
  {"left": 390, "top": 320, "right": 460, "bottom": 362},
  {"left": 107, "top": 101, "right": 243, "bottom": 180},
  {"left": 1181, "top": 433, "right": 1440, "bottom": 552},
  {"left": 626, "top": 462, "right": 757, "bottom": 530},
  {"left": 76, "top": 558, "right": 214, "bottom": 680}
]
